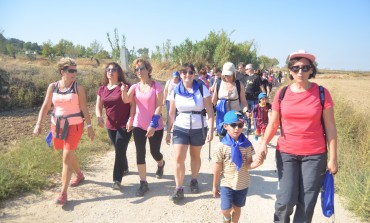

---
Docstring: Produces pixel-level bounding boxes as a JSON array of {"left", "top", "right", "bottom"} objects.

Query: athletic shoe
[
  {"left": 55, "top": 192, "right": 67, "bottom": 205},
  {"left": 136, "top": 181, "right": 149, "bottom": 196},
  {"left": 190, "top": 179, "right": 199, "bottom": 193},
  {"left": 155, "top": 160, "right": 165, "bottom": 179},
  {"left": 112, "top": 181, "right": 121, "bottom": 190},
  {"left": 169, "top": 188, "right": 184, "bottom": 203},
  {"left": 70, "top": 172, "right": 85, "bottom": 187},
  {"left": 223, "top": 216, "right": 231, "bottom": 223}
]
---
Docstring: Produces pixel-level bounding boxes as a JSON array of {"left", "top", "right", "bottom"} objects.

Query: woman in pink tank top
[{"left": 33, "top": 57, "right": 95, "bottom": 205}]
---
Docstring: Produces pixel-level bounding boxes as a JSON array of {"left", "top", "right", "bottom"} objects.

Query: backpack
[
  {"left": 174, "top": 79, "right": 206, "bottom": 115},
  {"left": 216, "top": 78, "right": 241, "bottom": 103},
  {"left": 279, "top": 85, "right": 326, "bottom": 148}
]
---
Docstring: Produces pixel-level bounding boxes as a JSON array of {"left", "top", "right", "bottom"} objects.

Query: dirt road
[{"left": 0, "top": 130, "right": 362, "bottom": 223}]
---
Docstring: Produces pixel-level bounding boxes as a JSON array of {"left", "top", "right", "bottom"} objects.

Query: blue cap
[
  {"left": 172, "top": 71, "right": 180, "bottom": 77},
  {"left": 224, "top": 110, "right": 244, "bottom": 124},
  {"left": 258, "top": 92, "right": 267, "bottom": 101}
]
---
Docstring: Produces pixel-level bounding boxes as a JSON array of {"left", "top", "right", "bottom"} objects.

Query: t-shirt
[
  {"left": 130, "top": 81, "right": 164, "bottom": 131},
  {"left": 272, "top": 83, "right": 334, "bottom": 155},
  {"left": 98, "top": 83, "right": 131, "bottom": 130},
  {"left": 169, "top": 85, "right": 210, "bottom": 129},
  {"left": 253, "top": 103, "right": 272, "bottom": 128},
  {"left": 213, "top": 143, "right": 255, "bottom": 190},
  {"left": 245, "top": 74, "right": 262, "bottom": 100},
  {"left": 165, "top": 79, "right": 179, "bottom": 101}
]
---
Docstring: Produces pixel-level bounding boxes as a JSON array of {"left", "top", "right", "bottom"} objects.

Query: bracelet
[
  {"left": 149, "top": 114, "right": 160, "bottom": 128},
  {"left": 87, "top": 124, "right": 92, "bottom": 128}
]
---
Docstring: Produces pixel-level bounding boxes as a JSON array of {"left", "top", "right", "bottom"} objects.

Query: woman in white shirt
[{"left": 166, "top": 63, "right": 214, "bottom": 203}]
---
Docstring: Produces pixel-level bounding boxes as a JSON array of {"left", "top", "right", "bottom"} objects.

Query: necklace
[{"left": 60, "top": 80, "right": 73, "bottom": 91}]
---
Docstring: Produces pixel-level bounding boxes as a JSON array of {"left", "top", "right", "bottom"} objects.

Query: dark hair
[
  {"left": 237, "top": 62, "right": 245, "bottom": 68},
  {"left": 199, "top": 68, "right": 207, "bottom": 75},
  {"left": 213, "top": 67, "right": 221, "bottom": 73},
  {"left": 102, "top": 62, "right": 127, "bottom": 85},
  {"left": 288, "top": 57, "right": 317, "bottom": 80},
  {"left": 182, "top": 62, "right": 195, "bottom": 72}
]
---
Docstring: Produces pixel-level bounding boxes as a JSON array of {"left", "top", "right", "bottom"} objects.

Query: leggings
[
  {"left": 107, "top": 128, "right": 132, "bottom": 182},
  {"left": 132, "top": 127, "right": 164, "bottom": 165}
]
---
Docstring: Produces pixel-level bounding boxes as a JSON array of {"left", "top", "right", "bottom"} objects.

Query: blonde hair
[
  {"left": 57, "top": 57, "right": 77, "bottom": 72},
  {"left": 221, "top": 74, "right": 235, "bottom": 82}
]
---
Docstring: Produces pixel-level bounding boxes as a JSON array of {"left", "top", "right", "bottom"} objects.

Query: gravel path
[{"left": 0, "top": 130, "right": 362, "bottom": 223}]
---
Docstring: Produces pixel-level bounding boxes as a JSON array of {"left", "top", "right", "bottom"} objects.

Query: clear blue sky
[{"left": 1, "top": 0, "right": 370, "bottom": 71}]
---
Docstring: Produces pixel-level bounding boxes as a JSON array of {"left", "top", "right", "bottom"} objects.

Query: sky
[{"left": 1, "top": 0, "right": 370, "bottom": 71}]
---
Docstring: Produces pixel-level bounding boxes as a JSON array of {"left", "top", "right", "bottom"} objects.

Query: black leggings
[
  {"left": 107, "top": 128, "right": 132, "bottom": 182},
  {"left": 132, "top": 127, "right": 164, "bottom": 165}
]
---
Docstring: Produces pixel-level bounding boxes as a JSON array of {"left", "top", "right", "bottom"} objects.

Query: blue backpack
[{"left": 321, "top": 170, "right": 335, "bottom": 217}]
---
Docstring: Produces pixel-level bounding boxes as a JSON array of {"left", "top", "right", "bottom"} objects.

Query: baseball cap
[
  {"left": 222, "top": 62, "right": 236, "bottom": 76},
  {"left": 245, "top": 64, "right": 253, "bottom": 69},
  {"left": 258, "top": 92, "right": 268, "bottom": 101},
  {"left": 289, "top": 50, "right": 316, "bottom": 63},
  {"left": 172, "top": 71, "right": 180, "bottom": 77},
  {"left": 224, "top": 110, "right": 244, "bottom": 124}
]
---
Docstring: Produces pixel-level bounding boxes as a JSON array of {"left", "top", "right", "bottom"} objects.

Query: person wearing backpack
[
  {"left": 244, "top": 64, "right": 265, "bottom": 134},
  {"left": 212, "top": 62, "right": 249, "bottom": 139},
  {"left": 259, "top": 50, "right": 338, "bottom": 223},
  {"left": 165, "top": 63, "right": 214, "bottom": 203}
]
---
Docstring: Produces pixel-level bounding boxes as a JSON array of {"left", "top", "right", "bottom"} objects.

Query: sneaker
[
  {"left": 190, "top": 179, "right": 199, "bottom": 193},
  {"left": 55, "top": 192, "right": 67, "bottom": 205},
  {"left": 136, "top": 181, "right": 149, "bottom": 196},
  {"left": 70, "top": 172, "right": 85, "bottom": 187},
  {"left": 155, "top": 160, "right": 165, "bottom": 179},
  {"left": 112, "top": 181, "right": 121, "bottom": 190},
  {"left": 169, "top": 189, "right": 184, "bottom": 203},
  {"left": 222, "top": 216, "right": 231, "bottom": 223}
]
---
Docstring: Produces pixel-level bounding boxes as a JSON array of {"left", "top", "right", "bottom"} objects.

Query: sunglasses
[
  {"left": 229, "top": 122, "right": 244, "bottom": 129},
  {"left": 106, "top": 68, "right": 118, "bottom": 72},
  {"left": 290, "top": 65, "right": 312, "bottom": 73},
  {"left": 180, "top": 69, "right": 194, "bottom": 75},
  {"left": 135, "top": 66, "right": 146, "bottom": 72},
  {"left": 64, "top": 69, "right": 77, "bottom": 73}
]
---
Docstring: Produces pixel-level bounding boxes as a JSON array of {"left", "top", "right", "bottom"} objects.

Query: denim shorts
[
  {"left": 173, "top": 125, "right": 207, "bottom": 146},
  {"left": 220, "top": 186, "right": 248, "bottom": 210}
]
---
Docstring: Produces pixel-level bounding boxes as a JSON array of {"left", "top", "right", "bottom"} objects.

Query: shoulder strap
[
  {"left": 198, "top": 80, "right": 204, "bottom": 97},
  {"left": 279, "top": 85, "right": 289, "bottom": 136},
  {"left": 319, "top": 85, "right": 327, "bottom": 151},
  {"left": 235, "top": 80, "right": 241, "bottom": 103},
  {"left": 319, "top": 85, "right": 325, "bottom": 107}
]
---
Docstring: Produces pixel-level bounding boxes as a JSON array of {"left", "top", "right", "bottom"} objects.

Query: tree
[
  {"left": 137, "top": 48, "right": 149, "bottom": 59},
  {"left": 41, "top": 40, "right": 56, "bottom": 58},
  {"left": 107, "top": 28, "right": 126, "bottom": 61}
]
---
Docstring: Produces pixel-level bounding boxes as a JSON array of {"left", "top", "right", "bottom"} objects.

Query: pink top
[
  {"left": 272, "top": 83, "right": 333, "bottom": 155},
  {"left": 51, "top": 81, "right": 83, "bottom": 126},
  {"left": 131, "top": 81, "right": 164, "bottom": 130}
]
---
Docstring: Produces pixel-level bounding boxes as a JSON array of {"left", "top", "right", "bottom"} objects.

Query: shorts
[
  {"left": 220, "top": 186, "right": 248, "bottom": 210},
  {"left": 172, "top": 125, "right": 207, "bottom": 146},
  {"left": 51, "top": 123, "right": 84, "bottom": 150},
  {"left": 255, "top": 126, "right": 266, "bottom": 136}
]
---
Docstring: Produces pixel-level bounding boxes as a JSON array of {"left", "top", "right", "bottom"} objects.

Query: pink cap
[{"left": 289, "top": 50, "right": 316, "bottom": 63}]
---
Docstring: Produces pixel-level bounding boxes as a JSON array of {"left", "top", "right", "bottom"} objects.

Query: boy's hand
[{"left": 212, "top": 186, "right": 220, "bottom": 198}]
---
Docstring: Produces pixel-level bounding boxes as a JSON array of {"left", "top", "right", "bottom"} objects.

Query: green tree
[
  {"left": 107, "top": 28, "right": 126, "bottom": 61},
  {"left": 137, "top": 48, "right": 149, "bottom": 59},
  {"left": 41, "top": 40, "right": 56, "bottom": 58}
]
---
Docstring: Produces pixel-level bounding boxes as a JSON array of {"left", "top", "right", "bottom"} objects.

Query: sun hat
[
  {"left": 172, "top": 71, "right": 180, "bottom": 77},
  {"left": 224, "top": 110, "right": 244, "bottom": 124},
  {"left": 258, "top": 92, "right": 268, "bottom": 101},
  {"left": 222, "top": 62, "right": 236, "bottom": 76},
  {"left": 289, "top": 49, "right": 316, "bottom": 63},
  {"left": 245, "top": 64, "right": 253, "bottom": 69}
]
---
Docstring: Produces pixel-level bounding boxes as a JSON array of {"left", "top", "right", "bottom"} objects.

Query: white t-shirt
[
  {"left": 169, "top": 86, "right": 211, "bottom": 129},
  {"left": 165, "top": 79, "right": 179, "bottom": 101}
]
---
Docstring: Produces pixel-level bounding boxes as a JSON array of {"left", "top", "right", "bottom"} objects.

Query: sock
[
  {"left": 176, "top": 186, "right": 183, "bottom": 191},
  {"left": 223, "top": 216, "right": 231, "bottom": 221}
]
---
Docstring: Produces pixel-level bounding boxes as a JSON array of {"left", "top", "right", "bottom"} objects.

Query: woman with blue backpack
[{"left": 259, "top": 50, "right": 338, "bottom": 223}]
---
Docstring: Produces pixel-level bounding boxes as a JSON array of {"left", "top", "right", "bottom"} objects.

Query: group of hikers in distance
[{"left": 33, "top": 49, "right": 338, "bottom": 223}]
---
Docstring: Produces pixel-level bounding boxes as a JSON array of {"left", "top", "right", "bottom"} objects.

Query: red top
[
  {"left": 98, "top": 83, "right": 131, "bottom": 130},
  {"left": 272, "top": 83, "right": 333, "bottom": 155}
]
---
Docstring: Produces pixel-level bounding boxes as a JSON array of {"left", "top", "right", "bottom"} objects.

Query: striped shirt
[{"left": 213, "top": 143, "right": 255, "bottom": 190}]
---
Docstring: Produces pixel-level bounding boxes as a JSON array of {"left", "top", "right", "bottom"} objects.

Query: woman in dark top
[{"left": 96, "top": 62, "right": 135, "bottom": 190}]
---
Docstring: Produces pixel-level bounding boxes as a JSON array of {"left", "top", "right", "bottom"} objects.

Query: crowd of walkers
[{"left": 33, "top": 49, "right": 338, "bottom": 223}]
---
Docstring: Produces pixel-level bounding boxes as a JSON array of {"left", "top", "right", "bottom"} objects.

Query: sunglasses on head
[
  {"left": 229, "top": 122, "right": 244, "bottom": 129},
  {"left": 290, "top": 65, "right": 312, "bottom": 73},
  {"left": 64, "top": 68, "right": 77, "bottom": 73},
  {"left": 106, "top": 68, "right": 118, "bottom": 72},
  {"left": 135, "top": 66, "right": 146, "bottom": 72},
  {"left": 180, "top": 69, "right": 194, "bottom": 75}
]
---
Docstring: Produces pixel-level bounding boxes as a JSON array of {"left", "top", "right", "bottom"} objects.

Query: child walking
[
  {"left": 212, "top": 110, "right": 264, "bottom": 223},
  {"left": 252, "top": 93, "right": 272, "bottom": 142}
]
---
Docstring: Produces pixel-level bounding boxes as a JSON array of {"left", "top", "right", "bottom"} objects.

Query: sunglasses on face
[
  {"left": 229, "top": 122, "right": 244, "bottom": 129},
  {"left": 64, "top": 68, "right": 77, "bottom": 73},
  {"left": 106, "top": 68, "right": 118, "bottom": 73},
  {"left": 181, "top": 69, "right": 194, "bottom": 75},
  {"left": 290, "top": 65, "right": 312, "bottom": 73},
  {"left": 135, "top": 66, "right": 146, "bottom": 72}
]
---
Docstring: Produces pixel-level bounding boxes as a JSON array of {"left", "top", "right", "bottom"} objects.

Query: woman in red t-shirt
[
  {"left": 96, "top": 62, "right": 134, "bottom": 190},
  {"left": 260, "top": 50, "right": 338, "bottom": 223}
]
